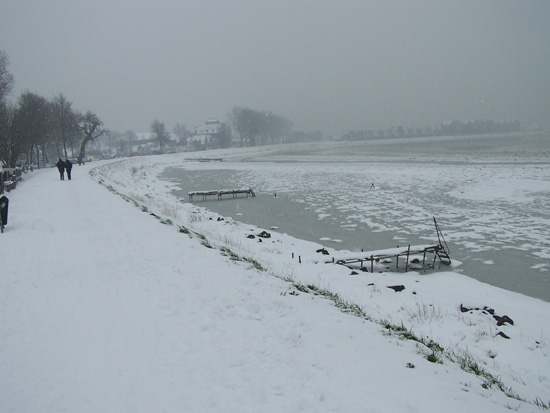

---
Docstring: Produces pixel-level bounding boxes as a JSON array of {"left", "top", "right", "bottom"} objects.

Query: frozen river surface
[{"left": 163, "top": 132, "right": 550, "bottom": 301}]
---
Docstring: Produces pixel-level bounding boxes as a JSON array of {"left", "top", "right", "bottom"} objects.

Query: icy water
[{"left": 162, "top": 132, "right": 550, "bottom": 302}]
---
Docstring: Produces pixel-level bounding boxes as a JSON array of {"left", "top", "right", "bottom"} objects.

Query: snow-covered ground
[{"left": 1, "top": 140, "right": 549, "bottom": 411}]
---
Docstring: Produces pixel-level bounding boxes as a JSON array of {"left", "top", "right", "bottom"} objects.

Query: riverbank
[
  {"left": 1, "top": 149, "right": 549, "bottom": 411},
  {"left": 97, "top": 150, "right": 549, "bottom": 408}
]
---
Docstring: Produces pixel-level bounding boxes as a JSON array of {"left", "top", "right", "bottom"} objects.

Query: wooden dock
[
  {"left": 184, "top": 158, "right": 224, "bottom": 162},
  {"left": 328, "top": 217, "right": 451, "bottom": 272},
  {"left": 329, "top": 243, "right": 450, "bottom": 272},
  {"left": 196, "top": 158, "right": 223, "bottom": 162},
  {"left": 188, "top": 188, "right": 255, "bottom": 201}
]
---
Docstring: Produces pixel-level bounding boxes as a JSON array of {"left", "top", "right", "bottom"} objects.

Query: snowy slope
[{"left": 0, "top": 155, "right": 548, "bottom": 412}]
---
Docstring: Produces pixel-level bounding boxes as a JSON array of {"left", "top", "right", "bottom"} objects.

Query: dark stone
[
  {"left": 493, "top": 314, "right": 514, "bottom": 326},
  {"left": 246, "top": 234, "right": 255, "bottom": 239},
  {"left": 497, "top": 331, "right": 511, "bottom": 339},
  {"left": 258, "top": 231, "right": 271, "bottom": 238},
  {"left": 387, "top": 285, "right": 405, "bottom": 292},
  {"left": 460, "top": 304, "right": 471, "bottom": 313},
  {"left": 483, "top": 306, "right": 495, "bottom": 315}
]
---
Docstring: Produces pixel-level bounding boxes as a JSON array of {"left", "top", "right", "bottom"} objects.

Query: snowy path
[{"left": 0, "top": 164, "right": 535, "bottom": 412}]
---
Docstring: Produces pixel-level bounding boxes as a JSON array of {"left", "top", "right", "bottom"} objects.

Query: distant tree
[
  {"left": 0, "top": 50, "right": 16, "bottom": 167},
  {"left": 51, "top": 94, "right": 79, "bottom": 159},
  {"left": 230, "top": 106, "right": 291, "bottom": 147},
  {"left": 122, "top": 130, "right": 136, "bottom": 154},
  {"left": 103, "top": 130, "right": 121, "bottom": 157},
  {"left": 151, "top": 120, "right": 170, "bottom": 153},
  {"left": 262, "top": 112, "right": 293, "bottom": 144},
  {"left": 124, "top": 130, "right": 136, "bottom": 145},
  {"left": 77, "top": 110, "right": 105, "bottom": 162},
  {"left": 290, "top": 130, "right": 305, "bottom": 143},
  {"left": 0, "top": 50, "right": 15, "bottom": 104},
  {"left": 0, "top": 102, "right": 19, "bottom": 168},
  {"left": 306, "top": 130, "right": 323, "bottom": 141},
  {"left": 173, "top": 123, "right": 189, "bottom": 145},
  {"left": 14, "top": 91, "right": 53, "bottom": 168},
  {"left": 395, "top": 126, "right": 405, "bottom": 137},
  {"left": 217, "top": 122, "right": 232, "bottom": 148},
  {"left": 230, "top": 107, "right": 254, "bottom": 147}
]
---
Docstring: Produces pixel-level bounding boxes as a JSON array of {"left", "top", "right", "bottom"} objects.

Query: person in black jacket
[
  {"left": 65, "top": 159, "right": 73, "bottom": 180},
  {"left": 56, "top": 158, "right": 65, "bottom": 180}
]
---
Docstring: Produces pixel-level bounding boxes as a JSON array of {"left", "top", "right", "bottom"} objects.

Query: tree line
[
  {"left": 0, "top": 50, "right": 105, "bottom": 168},
  {"left": 229, "top": 107, "right": 294, "bottom": 147},
  {"left": 1, "top": 48, "right": 320, "bottom": 164},
  {"left": 342, "top": 119, "right": 522, "bottom": 141}
]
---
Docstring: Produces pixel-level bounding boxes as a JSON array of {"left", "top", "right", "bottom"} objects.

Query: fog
[{"left": 1, "top": 0, "right": 549, "bottom": 135}]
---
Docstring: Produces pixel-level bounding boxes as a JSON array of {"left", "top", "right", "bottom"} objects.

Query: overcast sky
[{"left": 1, "top": 0, "right": 549, "bottom": 136}]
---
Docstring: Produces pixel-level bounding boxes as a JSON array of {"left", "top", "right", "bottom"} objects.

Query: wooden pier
[
  {"left": 196, "top": 158, "right": 224, "bottom": 162},
  {"left": 188, "top": 188, "right": 255, "bottom": 202},
  {"left": 328, "top": 217, "right": 451, "bottom": 273}
]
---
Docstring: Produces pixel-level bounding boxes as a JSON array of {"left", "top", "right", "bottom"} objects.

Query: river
[{"left": 161, "top": 132, "right": 550, "bottom": 302}]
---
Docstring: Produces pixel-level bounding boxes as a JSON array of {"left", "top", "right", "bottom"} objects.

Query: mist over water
[{"left": 162, "top": 132, "right": 550, "bottom": 302}]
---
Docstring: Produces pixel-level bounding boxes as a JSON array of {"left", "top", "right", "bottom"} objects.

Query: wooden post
[
  {"left": 396, "top": 246, "right": 399, "bottom": 269},
  {"left": 405, "top": 245, "right": 411, "bottom": 273},
  {"left": 370, "top": 255, "right": 374, "bottom": 273},
  {"left": 299, "top": 256, "right": 301, "bottom": 264}
]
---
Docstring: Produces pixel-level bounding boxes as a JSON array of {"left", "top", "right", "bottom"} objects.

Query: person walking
[
  {"left": 56, "top": 158, "right": 65, "bottom": 180},
  {"left": 65, "top": 159, "right": 73, "bottom": 180}
]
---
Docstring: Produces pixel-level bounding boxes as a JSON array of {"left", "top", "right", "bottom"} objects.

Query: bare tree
[
  {"left": 217, "top": 122, "right": 232, "bottom": 148},
  {"left": 0, "top": 50, "right": 16, "bottom": 167},
  {"left": 123, "top": 130, "right": 136, "bottom": 155},
  {"left": 230, "top": 107, "right": 260, "bottom": 147},
  {"left": 14, "top": 91, "right": 53, "bottom": 168},
  {"left": 0, "top": 102, "right": 19, "bottom": 168},
  {"left": 104, "top": 130, "right": 120, "bottom": 157},
  {"left": 77, "top": 110, "right": 105, "bottom": 163},
  {"left": 0, "top": 50, "right": 15, "bottom": 104},
  {"left": 173, "top": 123, "right": 189, "bottom": 146},
  {"left": 230, "top": 106, "right": 292, "bottom": 147},
  {"left": 51, "top": 94, "right": 79, "bottom": 158},
  {"left": 151, "top": 119, "right": 170, "bottom": 153},
  {"left": 263, "top": 112, "right": 292, "bottom": 145}
]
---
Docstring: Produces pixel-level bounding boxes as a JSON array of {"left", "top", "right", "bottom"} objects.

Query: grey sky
[{"left": 1, "top": 0, "right": 549, "bottom": 136}]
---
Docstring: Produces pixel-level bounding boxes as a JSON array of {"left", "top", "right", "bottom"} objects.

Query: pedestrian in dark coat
[
  {"left": 56, "top": 158, "right": 65, "bottom": 180},
  {"left": 65, "top": 159, "right": 73, "bottom": 180}
]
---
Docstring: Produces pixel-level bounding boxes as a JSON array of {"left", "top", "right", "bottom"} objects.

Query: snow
[{"left": 1, "top": 144, "right": 549, "bottom": 412}]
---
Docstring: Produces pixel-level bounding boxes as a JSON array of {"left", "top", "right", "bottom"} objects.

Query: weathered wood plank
[{"left": 188, "top": 188, "right": 255, "bottom": 201}]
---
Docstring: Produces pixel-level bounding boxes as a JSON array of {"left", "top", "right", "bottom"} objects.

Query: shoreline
[{"left": 89, "top": 155, "right": 550, "bottom": 407}]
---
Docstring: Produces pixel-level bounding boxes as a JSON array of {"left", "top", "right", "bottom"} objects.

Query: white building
[{"left": 188, "top": 119, "right": 231, "bottom": 151}]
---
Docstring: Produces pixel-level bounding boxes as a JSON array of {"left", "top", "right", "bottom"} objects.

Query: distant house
[
  {"left": 188, "top": 119, "right": 232, "bottom": 151},
  {"left": 131, "top": 132, "right": 178, "bottom": 155}
]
